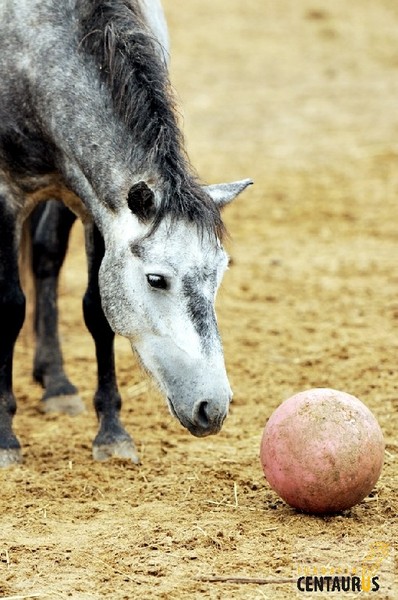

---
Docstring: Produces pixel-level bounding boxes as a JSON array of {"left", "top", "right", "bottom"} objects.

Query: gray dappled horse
[{"left": 0, "top": 0, "right": 251, "bottom": 466}]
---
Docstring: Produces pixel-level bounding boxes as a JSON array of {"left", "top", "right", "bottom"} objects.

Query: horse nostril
[
  {"left": 191, "top": 399, "right": 228, "bottom": 435},
  {"left": 194, "top": 400, "right": 210, "bottom": 429}
]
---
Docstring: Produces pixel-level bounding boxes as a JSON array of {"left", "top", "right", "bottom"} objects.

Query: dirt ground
[{"left": 2, "top": 0, "right": 398, "bottom": 598}]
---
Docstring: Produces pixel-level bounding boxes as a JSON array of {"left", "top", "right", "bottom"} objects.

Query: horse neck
[
  {"left": 38, "top": 61, "right": 158, "bottom": 219},
  {"left": 29, "top": 3, "right": 184, "bottom": 227}
]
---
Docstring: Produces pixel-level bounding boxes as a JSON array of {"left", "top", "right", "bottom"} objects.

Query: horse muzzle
[
  {"left": 168, "top": 394, "right": 231, "bottom": 437},
  {"left": 133, "top": 335, "right": 232, "bottom": 436}
]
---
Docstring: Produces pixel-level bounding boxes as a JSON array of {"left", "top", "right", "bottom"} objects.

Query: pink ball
[{"left": 260, "top": 388, "right": 385, "bottom": 514}]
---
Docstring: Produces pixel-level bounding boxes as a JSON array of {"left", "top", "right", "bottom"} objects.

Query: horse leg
[
  {"left": 83, "top": 223, "right": 139, "bottom": 463},
  {"left": 0, "top": 197, "right": 25, "bottom": 466},
  {"left": 31, "top": 200, "right": 85, "bottom": 415}
]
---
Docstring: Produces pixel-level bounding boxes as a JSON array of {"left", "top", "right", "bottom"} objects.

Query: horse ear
[
  {"left": 127, "top": 181, "right": 155, "bottom": 221},
  {"left": 203, "top": 179, "right": 253, "bottom": 208}
]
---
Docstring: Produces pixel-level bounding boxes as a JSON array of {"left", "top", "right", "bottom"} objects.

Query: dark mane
[{"left": 79, "top": 0, "right": 225, "bottom": 239}]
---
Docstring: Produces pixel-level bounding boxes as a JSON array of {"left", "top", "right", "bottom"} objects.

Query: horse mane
[{"left": 79, "top": 0, "right": 225, "bottom": 239}]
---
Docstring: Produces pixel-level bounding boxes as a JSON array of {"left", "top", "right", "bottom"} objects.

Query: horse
[{"left": 0, "top": 0, "right": 252, "bottom": 467}]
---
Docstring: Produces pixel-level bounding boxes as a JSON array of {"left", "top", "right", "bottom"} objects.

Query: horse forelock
[{"left": 150, "top": 178, "right": 226, "bottom": 242}]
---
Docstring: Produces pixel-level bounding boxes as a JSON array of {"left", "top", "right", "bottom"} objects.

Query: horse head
[{"left": 98, "top": 178, "right": 252, "bottom": 437}]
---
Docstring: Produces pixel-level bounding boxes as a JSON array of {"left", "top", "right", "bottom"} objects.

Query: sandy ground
[{"left": 2, "top": 0, "right": 398, "bottom": 598}]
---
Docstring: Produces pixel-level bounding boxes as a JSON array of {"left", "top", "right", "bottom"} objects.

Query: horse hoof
[
  {"left": 92, "top": 440, "right": 140, "bottom": 464},
  {"left": 41, "top": 394, "right": 85, "bottom": 416},
  {"left": 0, "top": 448, "right": 22, "bottom": 467}
]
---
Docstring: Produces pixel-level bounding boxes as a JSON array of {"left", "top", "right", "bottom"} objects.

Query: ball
[{"left": 260, "top": 388, "right": 385, "bottom": 514}]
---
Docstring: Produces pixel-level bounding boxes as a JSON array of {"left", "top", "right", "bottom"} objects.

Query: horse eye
[{"left": 146, "top": 274, "right": 169, "bottom": 290}]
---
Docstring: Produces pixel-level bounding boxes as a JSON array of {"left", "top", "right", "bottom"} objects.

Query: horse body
[{"left": 0, "top": 0, "right": 251, "bottom": 466}]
